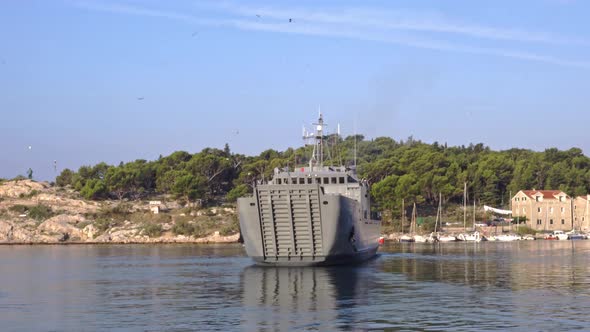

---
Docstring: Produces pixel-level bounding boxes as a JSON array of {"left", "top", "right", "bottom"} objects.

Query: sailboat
[
  {"left": 399, "top": 199, "right": 415, "bottom": 243},
  {"left": 567, "top": 205, "right": 586, "bottom": 240},
  {"left": 410, "top": 203, "right": 428, "bottom": 243},
  {"left": 434, "top": 193, "right": 456, "bottom": 242},
  {"left": 457, "top": 183, "right": 482, "bottom": 242}
]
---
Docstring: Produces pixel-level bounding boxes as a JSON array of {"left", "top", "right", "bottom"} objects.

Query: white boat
[
  {"left": 549, "top": 230, "right": 569, "bottom": 241},
  {"left": 457, "top": 231, "right": 482, "bottom": 242},
  {"left": 486, "top": 235, "right": 497, "bottom": 242},
  {"left": 413, "top": 235, "right": 427, "bottom": 243},
  {"left": 399, "top": 235, "right": 415, "bottom": 243},
  {"left": 566, "top": 230, "right": 586, "bottom": 240},
  {"left": 522, "top": 235, "right": 535, "bottom": 240},
  {"left": 438, "top": 234, "right": 457, "bottom": 242},
  {"left": 496, "top": 234, "right": 521, "bottom": 242}
]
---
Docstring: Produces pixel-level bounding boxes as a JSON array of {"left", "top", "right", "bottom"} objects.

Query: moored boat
[
  {"left": 438, "top": 234, "right": 457, "bottom": 242},
  {"left": 566, "top": 230, "right": 586, "bottom": 240},
  {"left": 545, "top": 230, "right": 568, "bottom": 241},
  {"left": 496, "top": 234, "right": 521, "bottom": 242},
  {"left": 457, "top": 231, "right": 482, "bottom": 242}
]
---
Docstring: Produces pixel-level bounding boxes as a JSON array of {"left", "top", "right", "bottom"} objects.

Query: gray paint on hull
[{"left": 238, "top": 184, "right": 380, "bottom": 266}]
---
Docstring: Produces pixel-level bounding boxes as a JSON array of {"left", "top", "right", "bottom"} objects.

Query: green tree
[
  {"left": 172, "top": 173, "right": 207, "bottom": 204},
  {"left": 56, "top": 168, "right": 74, "bottom": 187}
]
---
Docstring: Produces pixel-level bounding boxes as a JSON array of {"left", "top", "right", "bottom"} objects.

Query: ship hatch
[{"left": 256, "top": 185, "right": 324, "bottom": 260}]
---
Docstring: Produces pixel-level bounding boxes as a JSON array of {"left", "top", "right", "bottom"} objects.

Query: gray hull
[{"left": 238, "top": 184, "right": 380, "bottom": 266}]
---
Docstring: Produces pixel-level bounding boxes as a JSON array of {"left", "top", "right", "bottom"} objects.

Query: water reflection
[
  {"left": 380, "top": 241, "right": 590, "bottom": 293},
  {"left": 4, "top": 242, "right": 590, "bottom": 331},
  {"left": 241, "top": 266, "right": 361, "bottom": 331}
]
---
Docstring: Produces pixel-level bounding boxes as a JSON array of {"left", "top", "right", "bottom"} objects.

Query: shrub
[
  {"left": 9, "top": 204, "right": 53, "bottom": 221},
  {"left": 516, "top": 226, "right": 536, "bottom": 236},
  {"left": 9, "top": 204, "right": 30, "bottom": 214},
  {"left": 219, "top": 215, "right": 240, "bottom": 235},
  {"left": 28, "top": 205, "right": 53, "bottom": 221},
  {"left": 143, "top": 223, "right": 163, "bottom": 237},
  {"left": 94, "top": 217, "right": 113, "bottom": 233},
  {"left": 172, "top": 219, "right": 195, "bottom": 236}
]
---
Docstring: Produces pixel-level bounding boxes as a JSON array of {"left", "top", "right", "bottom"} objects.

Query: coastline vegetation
[{"left": 52, "top": 137, "right": 590, "bottom": 225}]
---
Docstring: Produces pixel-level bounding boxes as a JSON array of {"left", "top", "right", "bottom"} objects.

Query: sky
[{"left": 1, "top": 0, "right": 590, "bottom": 181}]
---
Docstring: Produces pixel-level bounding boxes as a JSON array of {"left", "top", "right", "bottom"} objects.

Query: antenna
[{"left": 353, "top": 119, "right": 357, "bottom": 169}]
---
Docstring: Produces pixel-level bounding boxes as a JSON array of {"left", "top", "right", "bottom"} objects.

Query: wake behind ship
[{"left": 238, "top": 113, "right": 381, "bottom": 266}]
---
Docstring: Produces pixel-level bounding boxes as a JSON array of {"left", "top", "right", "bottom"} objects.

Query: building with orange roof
[{"left": 511, "top": 189, "right": 572, "bottom": 231}]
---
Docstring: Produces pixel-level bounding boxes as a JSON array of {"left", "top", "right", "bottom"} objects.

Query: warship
[{"left": 238, "top": 113, "right": 381, "bottom": 266}]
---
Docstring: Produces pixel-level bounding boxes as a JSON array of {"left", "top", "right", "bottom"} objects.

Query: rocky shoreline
[{"left": 0, "top": 179, "right": 241, "bottom": 245}]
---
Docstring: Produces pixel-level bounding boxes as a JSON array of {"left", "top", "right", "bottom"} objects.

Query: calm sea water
[{"left": 1, "top": 241, "right": 590, "bottom": 331}]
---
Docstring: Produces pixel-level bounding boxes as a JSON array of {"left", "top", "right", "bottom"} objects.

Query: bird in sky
[
  {"left": 289, "top": 18, "right": 292, "bottom": 23},
  {"left": 256, "top": 14, "right": 261, "bottom": 18},
  {"left": 191, "top": 32, "right": 198, "bottom": 37},
  {"left": 137, "top": 97, "right": 145, "bottom": 100}
]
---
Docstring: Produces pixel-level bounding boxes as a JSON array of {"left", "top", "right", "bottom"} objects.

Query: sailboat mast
[
  {"left": 463, "top": 182, "right": 467, "bottom": 232},
  {"left": 473, "top": 199, "right": 476, "bottom": 231},
  {"left": 401, "top": 198, "right": 405, "bottom": 234},
  {"left": 412, "top": 202, "right": 417, "bottom": 234}
]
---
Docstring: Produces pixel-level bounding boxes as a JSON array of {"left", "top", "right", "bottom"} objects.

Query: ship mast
[{"left": 304, "top": 111, "right": 326, "bottom": 171}]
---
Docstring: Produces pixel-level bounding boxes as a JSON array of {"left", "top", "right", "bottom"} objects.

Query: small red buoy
[{"left": 378, "top": 236, "right": 385, "bottom": 245}]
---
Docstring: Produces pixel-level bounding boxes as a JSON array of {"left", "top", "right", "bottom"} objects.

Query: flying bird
[
  {"left": 256, "top": 14, "right": 261, "bottom": 18},
  {"left": 137, "top": 97, "right": 145, "bottom": 101},
  {"left": 191, "top": 31, "right": 198, "bottom": 37},
  {"left": 289, "top": 18, "right": 292, "bottom": 22}
]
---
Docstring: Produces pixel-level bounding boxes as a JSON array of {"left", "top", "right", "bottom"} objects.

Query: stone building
[
  {"left": 511, "top": 190, "right": 572, "bottom": 231},
  {"left": 573, "top": 195, "right": 590, "bottom": 231}
]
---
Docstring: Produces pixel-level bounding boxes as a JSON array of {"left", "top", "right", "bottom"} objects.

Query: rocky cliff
[{"left": 0, "top": 180, "right": 240, "bottom": 244}]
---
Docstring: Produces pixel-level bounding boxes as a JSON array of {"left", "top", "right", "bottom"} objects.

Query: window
[
  {"left": 277, "top": 178, "right": 282, "bottom": 184},
  {"left": 561, "top": 219, "right": 565, "bottom": 225},
  {"left": 537, "top": 219, "right": 542, "bottom": 225},
  {"left": 550, "top": 219, "right": 553, "bottom": 225},
  {"left": 536, "top": 196, "right": 540, "bottom": 202},
  {"left": 550, "top": 207, "right": 554, "bottom": 214},
  {"left": 315, "top": 178, "right": 321, "bottom": 184},
  {"left": 331, "top": 177, "right": 337, "bottom": 184},
  {"left": 561, "top": 207, "right": 564, "bottom": 213},
  {"left": 538, "top": 207, "right": 542, "bottom": 213},
  {"left": 299, "top": 178, "right": 305, "bottom": 184},
  {"left": 323, "top": 177, "right": 329, "bottom": 184},
  {"left": 291, "top": 178, "right": 297, "bottom": 184},
  {"left": 307, "top": 178, "right": 312, "bottom": 184},
  {"left": 339, "top": 177, "right": 345, "bottom": 184}
]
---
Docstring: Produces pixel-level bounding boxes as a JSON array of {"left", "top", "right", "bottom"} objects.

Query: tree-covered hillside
[{"left": 55, "top": 136, "right": 590, "bottom": 217}]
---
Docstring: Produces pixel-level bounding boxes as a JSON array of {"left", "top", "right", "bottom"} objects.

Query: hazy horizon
[{"left": 2, "top": 0, "right": 589, "bottom": 181}]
